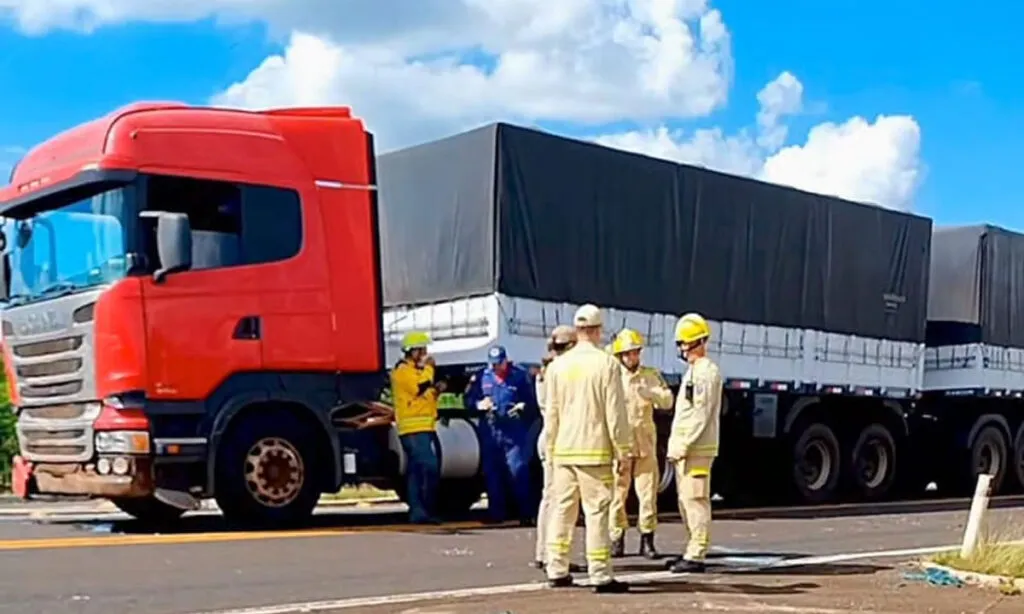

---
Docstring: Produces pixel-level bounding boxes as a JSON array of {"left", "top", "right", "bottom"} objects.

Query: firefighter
[
  {"left": 608, "top": 328, "right": 674, "bottom": 559},
  {"left": 543, "top": 304, "right": 631, "bottom": 593},
  {"left": 390, "top": 331, "right": 446, "bottom": 525},
  {"left": 534, "top": 324, "right": 584, "bottom": 573},
  {"left": 665, "top": 313, "right": 723, "bottom": 573}
]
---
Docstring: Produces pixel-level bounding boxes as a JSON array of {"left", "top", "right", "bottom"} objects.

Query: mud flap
[{"left": 11, "top": 455, "right": 32, "bottom": 499}]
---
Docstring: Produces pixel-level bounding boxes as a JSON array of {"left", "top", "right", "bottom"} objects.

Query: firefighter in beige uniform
[
  {"left": 608, "top": 328, "right": 674, "bottom": 559},
  {"left": 544, "top": 304, "right": 631, "bottom": 593},
  {"left": 666, "top": 313, "right": 722, "bottom": 574},
  {"left": 533, "top": 325, "right": 584, "bottom": 574}
]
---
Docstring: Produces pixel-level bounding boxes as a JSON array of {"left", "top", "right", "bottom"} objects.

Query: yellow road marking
[{"left": 0, "top": 520, "right": 505, "bottom": 552}]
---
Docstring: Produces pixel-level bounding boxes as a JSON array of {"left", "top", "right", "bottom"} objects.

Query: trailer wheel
[
  {"left": 790, "top": 422, "right": 841, "bottom": 504},
  {"left": 214, "top": 410, "right": 323, "bottom": 528},
  {"left": 1013, "top": 425, "right": 1024, "bottom": 493},
  {"left": 111, "top": 496, "right": 186, "bottom": 525},
  {"left": 969, "top": 425, "right": 1008, "bottom": 494},
  {"left": 848, "top": 423, "right": 897, "bottom": 500}
]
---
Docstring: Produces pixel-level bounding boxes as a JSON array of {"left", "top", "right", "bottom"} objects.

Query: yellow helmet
[
  {"left": 400, "top": 331, "right": 431, "bottom": 352},
  {"left": 674, "top": 313, "right": 711, "bottom": 345},
  {"left": 611, "top": 328, "right": 644, "bottom": 354}
]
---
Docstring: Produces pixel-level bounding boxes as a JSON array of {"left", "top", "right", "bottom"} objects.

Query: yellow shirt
[{"left": 390, "top": 359, "right": 439, "bottom": 436}]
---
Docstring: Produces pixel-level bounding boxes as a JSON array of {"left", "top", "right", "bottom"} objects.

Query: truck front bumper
[{"left": 21, "top": 456, "right": 156, "bottom": 498}]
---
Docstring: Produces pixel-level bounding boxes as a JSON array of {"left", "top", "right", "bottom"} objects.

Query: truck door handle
[{"left": 233, "top": 316, "right": 261, "bottom": 340}]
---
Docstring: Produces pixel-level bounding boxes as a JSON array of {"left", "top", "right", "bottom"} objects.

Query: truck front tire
[{"left": 213, "top": 410, "right": 323, "bottom": 528}]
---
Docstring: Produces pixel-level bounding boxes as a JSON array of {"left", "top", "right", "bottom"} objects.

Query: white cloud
[
  {"left": 597, "top": 72, "right": 922, "bottom": 210},
  {"left": 0, "top": 0, "right": 923, "bottom": 209}
]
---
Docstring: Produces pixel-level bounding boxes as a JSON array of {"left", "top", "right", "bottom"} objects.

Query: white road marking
[{"left": 188, "top": 541, "right": 1008, "bottom": 614}]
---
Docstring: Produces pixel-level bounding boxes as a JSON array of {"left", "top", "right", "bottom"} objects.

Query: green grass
[
  {"left": 0, "top": 358, "right": 14, "bottom": 491},
  {"left": 320, "top": 483, "right": 397, "bottom": 502},
  {"left": 929, "top": 527, "right": 1024, "bottom": 579}
]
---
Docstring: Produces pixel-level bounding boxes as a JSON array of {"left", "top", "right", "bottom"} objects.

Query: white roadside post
[{"left": 960, "top": 473, "right": 994, "bottom": 558}]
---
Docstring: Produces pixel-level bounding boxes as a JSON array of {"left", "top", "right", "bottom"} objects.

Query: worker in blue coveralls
[{"left": 465, "top": 345, "right": 540, "bottom": 525}]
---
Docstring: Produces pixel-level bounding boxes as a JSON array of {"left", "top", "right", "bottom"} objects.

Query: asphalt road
[{"left": 0, "top": 499, "right": 1019, "bottom": 614}]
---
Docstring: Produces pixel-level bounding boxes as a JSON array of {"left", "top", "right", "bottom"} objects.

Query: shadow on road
[
  {"left": 44, "top": 508, "right": 520, "bottom": 535},
  {"left": 631, "top": 580, "right": 821, "bottom": 596}
]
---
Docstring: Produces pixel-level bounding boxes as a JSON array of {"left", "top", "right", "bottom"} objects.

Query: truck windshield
[{"left": 1, "top": 184, "right": 134, "bottom": 307}]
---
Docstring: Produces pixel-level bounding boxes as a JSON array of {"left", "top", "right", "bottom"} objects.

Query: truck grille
[
  {"left": 16, "top": 402, "right": 100, "bottom": 463},
  {"left": 3, "top": 293, "right": 101, "bottom": 463}
]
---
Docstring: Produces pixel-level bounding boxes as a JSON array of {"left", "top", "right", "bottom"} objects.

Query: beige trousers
[
  {"left": 547, "top": 463, "right": 615, "bottom": 585},
  {"left": 609, "top": 454, "right": 659, "bottom": 539},
  {"left": 535, "top": 458, "right": 554, "bottom": 562},
  {"left": 672, "top": 455, "right": 714, "bottom": 561}
]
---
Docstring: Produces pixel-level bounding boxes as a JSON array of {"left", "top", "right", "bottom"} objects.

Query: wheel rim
[
  {"left": 856, "top": 438, "right": 890, "bottom": 490},
  {"left": 244, "top": 437, "right": 305, "bottom": 508},
  {"left": 799, "top": 440, "right": 832, "bottom": 492}
]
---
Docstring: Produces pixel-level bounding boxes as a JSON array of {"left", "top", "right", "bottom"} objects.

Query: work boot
[
  {"left": 611, "top": 533, "right": 626, "bottom": 558},
  {"left": 593, "top": 579, "right": 630, "bottom": 594},
  {"left": 639, "top": 532, "right": 660, "bottom": 559},
  {"left": 548, "top": 575, "right": 574, "bottom": 589},
  {"left": 568, "top": 562, "right": 586, "bottom": 573},
  {"left": 669, "top": 558, "right": 706, "bottom": 574}
]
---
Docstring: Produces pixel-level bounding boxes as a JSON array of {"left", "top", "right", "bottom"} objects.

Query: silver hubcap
[{"left": 244, "top": 437, "right": 305, "bottom": 508}]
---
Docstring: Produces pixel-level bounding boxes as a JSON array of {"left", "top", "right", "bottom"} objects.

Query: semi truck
[{"left": 1, "top": 101, "right": 1022, "bottom": 527}]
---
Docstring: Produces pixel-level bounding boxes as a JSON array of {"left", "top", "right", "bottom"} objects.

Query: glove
[
  {"left": 509, "top": 402, "right": 526, "bottom": 418},
  {"left": 476, "top": 398, "right": 494, "bottom": 411}
]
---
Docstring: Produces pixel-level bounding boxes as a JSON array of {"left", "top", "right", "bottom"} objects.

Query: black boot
[
  {"left": 639, "top": 532, "right": 660, "bottom": 559},
  {"left": 593, "top": 579, "right": 630, "bottom": 594},
  {"left": 669, "top": 558, "right": 706, "bottom": 574},
  {"left": 611, "top": 533, "right": 626, "bottom": 558},
  {"left": 548, "top": 575, "right": 574, "bottom": 588}
]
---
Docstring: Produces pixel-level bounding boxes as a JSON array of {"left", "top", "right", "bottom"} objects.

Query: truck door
[{"left": 139, "top": 174, "right": 262, "bottom": 401}]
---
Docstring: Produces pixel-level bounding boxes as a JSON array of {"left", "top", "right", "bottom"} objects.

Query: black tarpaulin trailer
[{"left": 377, "top": 122, "right": 933, "bottom": 344}]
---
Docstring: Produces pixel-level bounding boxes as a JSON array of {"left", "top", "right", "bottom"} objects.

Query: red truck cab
[{"left": 0, "top": 102, "right": 385, "bottom": 525}]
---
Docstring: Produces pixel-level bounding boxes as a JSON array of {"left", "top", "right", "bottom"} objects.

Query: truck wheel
[
  {"left": 848, "top": 423, "right": 897, "bottom": 501},
  {"left": 1013, "top": 425, "right": 1024, "bottom": 493},
  {"left": 111, "top": 496, "right": 186, "bottom": 525},
  {"left": 790, "top": 422, "right": 841, "bottom": 504},
  {"left": 214, "top": 410, "right": 323, "bottom": 528},
  {"left": 969, "top": 425, "right": 1008, "bottom": 494}
]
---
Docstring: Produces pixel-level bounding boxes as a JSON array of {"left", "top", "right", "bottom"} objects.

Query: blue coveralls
[{"left": 465, "top": 364, "right": 539, "bottom": 522}]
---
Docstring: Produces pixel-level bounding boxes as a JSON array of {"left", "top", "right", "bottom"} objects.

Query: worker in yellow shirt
[
  {"left": 390, "top": 331, "right": 446, "bottom": 525},
  {"left": 543, "top": 304, "right": 631, "bottom": 593},
  {"left": 666, "top": 313, "right": 723, "bottom": 573},
  {"left": 608, "top": 328, "right": 674, "bottom": 560}
]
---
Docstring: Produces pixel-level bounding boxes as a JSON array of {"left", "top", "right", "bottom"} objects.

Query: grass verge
[{"left": 927, "top": 526, "right": 1024, "bottom": 580}]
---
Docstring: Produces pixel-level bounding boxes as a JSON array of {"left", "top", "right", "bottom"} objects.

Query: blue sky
[{"left": 0, "top": 1, "right": 1021, "bottom": 229}]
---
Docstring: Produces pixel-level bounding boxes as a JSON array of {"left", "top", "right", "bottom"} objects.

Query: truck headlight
[{"left": 94, "top": 431, "right": 150, "bottom": 454}]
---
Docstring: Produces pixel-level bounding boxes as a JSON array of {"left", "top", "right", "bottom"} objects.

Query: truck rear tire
[
  {"left": 1013, "top": 425, "right": 1024, "bottom": 493},
  {"left": 790, "top": 422, "right": 841, "bottom": 504},
  {"left": 111, "top": 496, "right": 186, "bottom": 525},
  {"left": 213, "top": 410, "right": 323, "bottom": 528},
  {"left": 847, "top": 423, "right": 897, "bottom": 501},
  {"left": 969, "top": 425, "right": 1008, "bottom": 494}
]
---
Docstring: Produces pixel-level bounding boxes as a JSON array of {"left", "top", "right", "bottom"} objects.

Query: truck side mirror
[{"left": 140, "top": 211, "right": 192, "bottom": 283}]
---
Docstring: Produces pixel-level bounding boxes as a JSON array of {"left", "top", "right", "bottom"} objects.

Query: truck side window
[{"left": 145, "top": 175, "right": 302, "bottom": 271}]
